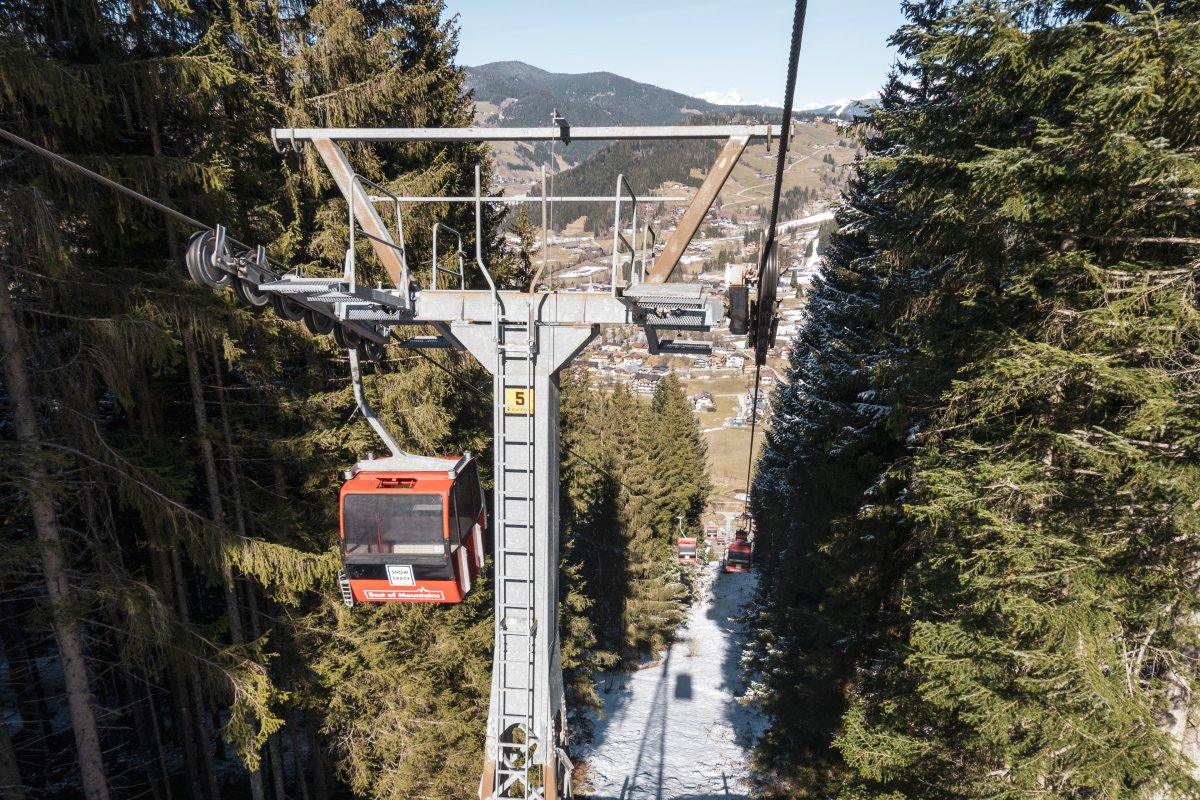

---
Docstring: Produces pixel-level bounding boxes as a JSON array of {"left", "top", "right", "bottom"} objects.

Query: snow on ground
[
  {"left": 577, "top": 563, "right": 764, "bottom": 799},
  {"left": 777, "top": 210, "right": 834, "bottom": 231}
]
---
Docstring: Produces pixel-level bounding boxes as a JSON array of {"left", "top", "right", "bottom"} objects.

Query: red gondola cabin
[
  {"left": 339, "top": 452, "right": 486, "bottom": 605},
  {"left": 677, "top": 537, "right": 698, "bottom": 562},
  {"left": 724, "top": 540, "right": 752, "bottom": 573}
]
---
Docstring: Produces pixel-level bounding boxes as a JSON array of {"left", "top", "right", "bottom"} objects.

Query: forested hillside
[
  {"left": 465, "top": 61, "right": 729, "bottom": 166},
  {"left": 535, "top": 138, "right": 720, "bottom": 235},
  {"left": 750, "top": 1, "right": 1200, "bottom": 798},
  {"left": 0, "top": 1, "right": 710, "bottom": 799},
  {"left": 465, "top": 61, "right": 725, "bottom": 128}
]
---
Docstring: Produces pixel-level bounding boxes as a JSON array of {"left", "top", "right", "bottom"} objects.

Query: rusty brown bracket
[
  {"left": 644, "top": 134, "right": 752, "bottom": 284},
  {"left": 312, "top": 138, "right": 410, "bottom": 293}
]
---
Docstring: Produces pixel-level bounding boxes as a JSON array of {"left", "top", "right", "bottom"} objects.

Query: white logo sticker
[{"left": 386, "top": 564, "right": 415, "bottom": 586}]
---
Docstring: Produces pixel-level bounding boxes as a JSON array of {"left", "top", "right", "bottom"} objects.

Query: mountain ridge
[
  {"left": 465, "top": 61, "right": 877, "bottom": 127},
  {"left": 464, "top": 60, "right": 727, "bottom": 129}
]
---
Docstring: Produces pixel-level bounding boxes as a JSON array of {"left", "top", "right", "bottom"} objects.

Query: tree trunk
[
  {"left": 188, "top": 334, "right": 263, "bottom": 800},
  {"left": 119, "top": 667, "right": 167, "bottom": 800},
  {"left": 148, "top": 112, "right": 180, "bottom": 262},
  {"left": 241, "top": 578, "right": 278, "bottom": 800},
  {"left": 167, "top": 543, "right": 221, "bottom": 800},
  {"left": 212, "top": 345, "right": 249, "bottom": 545},
  {"left": 303, "top": 711, "right": 329, "bottom": 800},
  {"left": 267, "top": 734, "right": 287, "bottom": 800},
  {"left": 287, "top": 711, "right": 310, "bottom": 800},
  {"left": 180, "top": 563, "right": 223, "bottom": 800},
  {"left": 0, "top": 713, "right": 26, "bottom": 800},
  {"left": 142, "top": 675, "right": 175, "bottom": 800},
  {"left": 0, "top": 261, "right": 110, "bottom": 800},
  {"left": 150, "top": 550, "right": 205, "bottom": 800}
]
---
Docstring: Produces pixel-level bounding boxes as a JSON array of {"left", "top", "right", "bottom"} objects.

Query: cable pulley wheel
[
  {"left": 185, "top": 230, "right": 231, "bottom": 289},
  {"left": 333, "top": 324, "right": 361, "bottom": 349},
  {"left": 230, "top": 251, "right": 271, "bottom": 308},
  {"left": 270, "top": 293, "right": 306, "bottom": 321},
  {"left": 359, "top": 339, "right": 386, "bottom": 363},
  {"left": 232, "top": 278, "right": 269, "bottom": 309},
  {"left": 303, "top": 308, "right": 336, "bottom": 335},
  {"left": 753, "top": 242, "right": 780, "bottom": 366},
  {"left": 182, "top": 231, "right": 205, "bottom": 284}
]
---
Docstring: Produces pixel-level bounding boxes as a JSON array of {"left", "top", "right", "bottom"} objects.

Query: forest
[
  {"left": 533, "top": 138, "right": 719, "bottom": 236},
  {"left": 751, "top": 0, "right": 1200, "bottom": 798},
  {"left": 0, "top": 0, "right": 710, "bottom": 798},
  {"left": 9, "top": 0, "right": 1200, "bottom": 798},
  {"left": 531, "top": 111, "right": 784, "bottom": 236}
]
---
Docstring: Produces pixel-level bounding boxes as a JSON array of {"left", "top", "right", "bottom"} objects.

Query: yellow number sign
[{"left": 504, "top": 388, "right": 535, "bottom": 415}]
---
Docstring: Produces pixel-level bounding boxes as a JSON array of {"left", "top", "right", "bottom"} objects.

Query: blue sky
[{"left": 442, "top": 1, "right": 909, "bottom": 106}]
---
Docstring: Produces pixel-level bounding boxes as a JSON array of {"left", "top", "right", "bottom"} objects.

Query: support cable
[
  {"left": 0, "top": 123, "right": 651, "bottom": 503},
  {"left": 744, "top": 0, "right": 808, "bottom": 516},
  {"left": 0, "top": 126, "right": 208, "bottom": 232},
  {"left": 0, "top": 125, "right": 289, "bottom": 274}
]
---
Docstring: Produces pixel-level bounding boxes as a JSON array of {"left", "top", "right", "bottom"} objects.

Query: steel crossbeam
[{"left": 273, "top": 124, "right": 774, "bottom": 144}]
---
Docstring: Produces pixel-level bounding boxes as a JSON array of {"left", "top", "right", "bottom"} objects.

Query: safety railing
[
  {"left": 468, "top": 166, "right": 504, "bottom": 355},
  {"left": 347, "top": 168, "right": 498, "bottom": 295},
  {"left": 610, "top": 174, "right": 639, "bottom": 294},
  {"left": 347, "top": 174, "right": 409, "bottom": 295},
  {"left": 431, "top": 223, "right": 466, "bottom": 289}
]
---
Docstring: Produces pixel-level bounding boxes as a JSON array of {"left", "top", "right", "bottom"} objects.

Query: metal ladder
[
  {"left": 337, "top": 569, "right": 355, "bottom": 608},
  {"left": 491, "top": 311, "right": 540, "bottom": 799}
]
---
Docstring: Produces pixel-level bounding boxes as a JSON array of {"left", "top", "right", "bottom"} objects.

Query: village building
[{"left": 632, "top": 373, "right": 663, "bottom": 395}]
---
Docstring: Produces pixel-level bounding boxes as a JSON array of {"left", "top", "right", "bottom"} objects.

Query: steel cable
[
  {"left": 0, "top": 126, "right": 208, "bottom": 231},
  {"left": 744, "top": 0, "right": 809, "bottom": 515}
]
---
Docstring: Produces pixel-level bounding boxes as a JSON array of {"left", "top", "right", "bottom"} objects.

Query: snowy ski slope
[{"left": 578, "top": 563, "right": 764, "bottom": 799}]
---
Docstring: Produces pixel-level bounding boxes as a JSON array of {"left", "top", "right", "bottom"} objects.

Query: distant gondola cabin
[
  {"left": 725, "top": 541, "right": 752, "bottom": 573},
  {"left": 339, "top": 453, "right": 485, "bottom": 604},
  {"left": 677, "top": 537, "right": 698, "bottom": 562}
]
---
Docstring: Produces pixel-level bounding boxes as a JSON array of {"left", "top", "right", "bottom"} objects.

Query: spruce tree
[
  {"left": 558, "top": 368, "right": 619, "bottom": 728},
  {"left": 751, "top": 1, "right": 1200, "bottom": 797},
  {"left": 835, "top": 3, "right": 1200, "bottom": 796},
  {"left": 0, "top": 0, "right": 298, "bottom": 793}
]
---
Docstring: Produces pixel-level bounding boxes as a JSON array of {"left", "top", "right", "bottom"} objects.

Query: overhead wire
[
  {"left": 0, "top": 122, "right": 650, "bottom": 500},
  {"left": 0, "top": 125, "right": 289, "bottom": 273},
  {"left": 743, "top": 0, "right": 809, "bottom": 518},
  {"left": 0, "top": 126, "right": 208, "bottom": 231}
]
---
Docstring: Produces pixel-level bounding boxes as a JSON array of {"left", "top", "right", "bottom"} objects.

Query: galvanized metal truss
[{"left": 194, "top": 123, "right": 771, "bottom": 800}]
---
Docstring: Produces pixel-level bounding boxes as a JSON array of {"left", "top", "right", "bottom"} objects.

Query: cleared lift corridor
[{"left": 579, "top": 564, "right": 765, "bottom": 799}]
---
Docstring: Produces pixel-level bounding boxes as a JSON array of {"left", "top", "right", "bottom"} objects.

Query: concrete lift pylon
[{"left": 262, "top": 123, "right": 773, "bottom": 799}]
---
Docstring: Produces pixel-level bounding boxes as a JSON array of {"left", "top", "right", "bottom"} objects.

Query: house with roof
[{"left": 632, "top": 373, "right": 663, "bottom": 395}]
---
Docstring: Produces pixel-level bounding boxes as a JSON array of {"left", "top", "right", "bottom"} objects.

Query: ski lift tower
[{"left": 255, "top": 122, "right": 776, "bottom": 799}]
